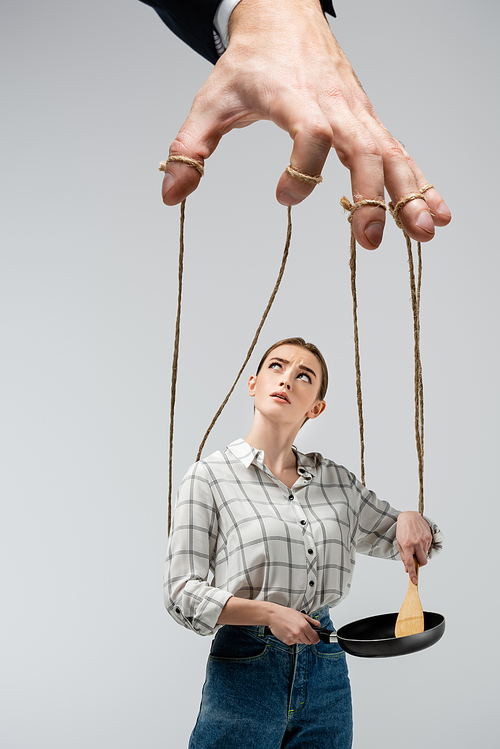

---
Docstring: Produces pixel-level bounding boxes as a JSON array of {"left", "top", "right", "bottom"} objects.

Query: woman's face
[{"left": 248, "top": 345, "right": 326, "bottom": 426}]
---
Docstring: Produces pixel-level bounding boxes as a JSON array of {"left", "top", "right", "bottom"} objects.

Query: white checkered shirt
[{"left": 165, "top": 439, "right": 444, "bottom": 635}]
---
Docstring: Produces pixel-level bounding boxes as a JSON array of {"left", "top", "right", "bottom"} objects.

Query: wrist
[{"left": 228, "top": 0, "right": 327, "bottom": 42}]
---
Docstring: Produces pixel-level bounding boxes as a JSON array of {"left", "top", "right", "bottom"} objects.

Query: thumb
[
  {"left": 160, "top": 78, "right": 235, "bottom": 205},
  {"left": 305, "top": 615, "right": 321, "bottom": 627}
]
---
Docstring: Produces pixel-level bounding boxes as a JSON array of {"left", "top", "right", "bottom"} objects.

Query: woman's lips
[{"left": 270, "top": 391, "right": 290, "bottom": 404}]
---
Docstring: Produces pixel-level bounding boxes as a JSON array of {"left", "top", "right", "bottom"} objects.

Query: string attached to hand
[
  {"left": 341, "top": 187, "right": 433, "bottom": 515},
  {"left": 340, "top": 197, "right": 387, "bottom": 486}
]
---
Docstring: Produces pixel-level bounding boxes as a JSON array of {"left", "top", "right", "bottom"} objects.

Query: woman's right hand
[{"left": 267, "top": 605, "right": 321, "bottom": 645}]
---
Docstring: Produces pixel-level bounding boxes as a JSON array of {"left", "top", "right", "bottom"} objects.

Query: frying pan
[{"left": 316, "top": 611, "right": 445, "bottom": 658}]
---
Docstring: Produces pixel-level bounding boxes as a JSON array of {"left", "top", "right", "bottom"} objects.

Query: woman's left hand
[{"left": 396, "top": 511, "right": 433, "bottom": 585}]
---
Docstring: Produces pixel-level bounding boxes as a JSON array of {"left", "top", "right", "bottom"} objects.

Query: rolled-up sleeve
[
  {"left": 164, "top": 461, "right": 233, "bottom": 635},
  {"left": 351, "top": 474, "right": 444, "bottom": 559}
]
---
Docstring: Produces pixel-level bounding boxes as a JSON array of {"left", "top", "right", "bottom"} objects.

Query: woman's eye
[
  {"left": 269, "top": 362, "right": 281, "bottom": 370},
  {"left": 298, "top": 372, "right": 311, "bottom": 383}
]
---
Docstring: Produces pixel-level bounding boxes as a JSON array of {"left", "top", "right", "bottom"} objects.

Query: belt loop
[{"left": 258, "top": 625, "right": 266, "bottom": 637}]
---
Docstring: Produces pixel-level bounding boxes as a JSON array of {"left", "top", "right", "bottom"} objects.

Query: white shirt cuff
[{"left": 214, "top": 0, "right": 244, "bottom": 50}]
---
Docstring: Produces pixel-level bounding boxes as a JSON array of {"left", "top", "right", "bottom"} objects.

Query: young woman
[{"left": 165, "top": 337, "right": 443, "bottom": 748}]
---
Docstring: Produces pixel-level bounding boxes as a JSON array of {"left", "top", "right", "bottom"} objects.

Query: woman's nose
[{"left": 279, "top": 381, "right": 291, "bottom": 390}]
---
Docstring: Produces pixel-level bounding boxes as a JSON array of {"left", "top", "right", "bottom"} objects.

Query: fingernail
[
  {"left": 278, "top": 189, "right": 304, "bottom": 207},
  {"left": 364, "top": 221, "right": 384, "bottom": 247},
  {"left": 162, "top": 171, "right": 175, "bottom": 195},
  {"left": 416, "top": 210, "right": 435, "bottom": 234},
  {"left": 437, "top": 201, "right": 451, "bottom": 218}
]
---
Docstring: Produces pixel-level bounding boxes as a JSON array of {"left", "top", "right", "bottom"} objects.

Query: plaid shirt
[{"left": 165, "top": 439, "right": 443, "bottom": 635}]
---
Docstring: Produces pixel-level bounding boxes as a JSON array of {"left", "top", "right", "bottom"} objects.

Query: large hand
[
  {"left": 396, "top": 511, "right": 433, "bottom": 585},
  {"left": 161, "top": 0, "right": 451, "bottom": 249}
]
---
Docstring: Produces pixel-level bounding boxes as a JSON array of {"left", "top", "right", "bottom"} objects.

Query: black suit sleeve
[{"left": 139, "top": 1, "right": 336, "bottom": 65}]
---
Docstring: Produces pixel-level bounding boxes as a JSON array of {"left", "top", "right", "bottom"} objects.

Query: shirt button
[
  {"left": 288, "top": 494, "right": 294, "bottom": 501},
  {"left": 309, "top": 580, "right": 315, "bottom": 587},
  {"left": 308, "top": 548, "right": 313, "bottom": 555},
  {"left": 300, "top": 520, "right": 307, "bottom": 526},
  {"left": 175, "top": 607, "right": 181, "bottom": 614},
  {"left": 305, "top": 475, "right": 311, "bottom": 481}
]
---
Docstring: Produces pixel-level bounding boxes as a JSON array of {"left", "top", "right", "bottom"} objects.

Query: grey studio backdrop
[{"left": 1, "top": 1, "right": 498, "bottom": 746}]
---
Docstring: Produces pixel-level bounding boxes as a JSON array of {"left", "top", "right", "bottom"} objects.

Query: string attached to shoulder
[
  {"left": 163, "top": 150, "right": 294, "bottom": 532},
  {"left": 341, "top": 186, "right": 433, "bottom": 516},
  {"left": 196, "top": 207, "right": 292, "bottom": 461}
]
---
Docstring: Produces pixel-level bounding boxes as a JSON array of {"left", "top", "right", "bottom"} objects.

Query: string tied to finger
[
  {"left": 340, "top": 196, "right": 387, "bottom": 223},
  {"left": 341, "top": 192, "right": 427, "bottom": 517},
  {"left": 339, "top": 196, "right": 387, "bottom": 486},
  {"left": 196, "top": 207, "right": 293, "bottom": 462},
  {"left": 388, "top": 184, "right": 433, "bottom": 230},
  {"left": 285, "top": 165, "right": 323, "bottom": 185},
  {"left": 165, "top": 202, "right": 293, "bottom": 534},
  {"left": 388, "top": 189, "right": 432, "bottom": 517},
  {"left": 159, "top": 155, "right": 205, "bottom": 178}
]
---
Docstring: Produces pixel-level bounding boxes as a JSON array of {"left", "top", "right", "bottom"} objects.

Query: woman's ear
[
  {"left": 307, "top": 400, "right": 326, "bottom": 420},
  {"left": 248, "top": 375, "right": 257, "bottom": 397}
]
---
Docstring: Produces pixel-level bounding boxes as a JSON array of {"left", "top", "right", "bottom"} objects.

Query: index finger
[{"left": 276, "top": 104, "right": 333, "bottom": 206}]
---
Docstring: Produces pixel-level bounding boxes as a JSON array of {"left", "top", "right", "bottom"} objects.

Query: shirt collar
[
  {"left": 227, "top": 438, "right": 318, "bottom": 477},
  {"left": 226, "top": 438, "right": 261, "bottom": 468}
]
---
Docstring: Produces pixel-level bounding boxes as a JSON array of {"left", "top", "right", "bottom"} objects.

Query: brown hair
[{"left": 256, "top": 337, "right": 328, "bottom": 402}]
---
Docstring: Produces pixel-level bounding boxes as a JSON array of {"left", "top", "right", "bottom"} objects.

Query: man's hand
[
  {"left": 160, "top": 0, "right": 451, "bottom": 249},
  {"left": 396, "top": 511, "right": 433, "bottom": 585}
]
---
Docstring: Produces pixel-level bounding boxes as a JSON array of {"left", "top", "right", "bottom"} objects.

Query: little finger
[{"left": 397, "top": 147, "right": 451, "bottom": 227}]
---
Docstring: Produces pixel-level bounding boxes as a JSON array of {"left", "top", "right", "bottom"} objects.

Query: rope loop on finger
[
  {"left": 388, "top": 184, "right": 433, "bottom": 229},
  {"left": 419, "top": 183, "right": 434, "bottom": 195},
  {"left": 286, "top": 165, "right": 323, "bottom": 185},
  {"left": 159, "top": 155, "right": 205, "bottom": 178},
  {"left": 340, "top": 195, "right": 387, "bottom": 224}
]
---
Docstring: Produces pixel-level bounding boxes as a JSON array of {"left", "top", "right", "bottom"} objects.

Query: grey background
[{"left": 1, "top": 0, "right": 498, "bottom": 746}]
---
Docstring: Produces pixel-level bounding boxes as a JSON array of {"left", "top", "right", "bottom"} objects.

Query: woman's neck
[{"left": 245, "top": 417, "right": 299, "bottom": 478}]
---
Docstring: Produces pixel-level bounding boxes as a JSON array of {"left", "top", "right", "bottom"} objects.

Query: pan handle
[{"left": 315, "top": 626, "right": 338, "bottom": 644}]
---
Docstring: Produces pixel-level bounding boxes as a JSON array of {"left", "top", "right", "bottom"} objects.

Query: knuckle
[
  {"left": 169, "top": 137, "right": 206, "bottom": 164},
  {"left": 355, "top": 136, "right": 383, "bottom": 160},
  {"left": 335, "top": 135, "right": 382, "bottom": 169},
  {"left": 303, "top": 121, "right": 333, "bottom": 151},
  {"left": 382, "top": 140, "right": 406, "bottom": 164}
]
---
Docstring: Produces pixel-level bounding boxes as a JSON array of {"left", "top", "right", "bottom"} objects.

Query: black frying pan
[{"left": 316, "top": 611, "right": 445, "bottom": 657}]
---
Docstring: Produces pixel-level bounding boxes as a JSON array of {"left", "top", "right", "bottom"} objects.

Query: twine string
[
  {"left": 400, "top": 229, "right": 425, "bottom": 516},
  {"left": 167, "top": 199, "right": 186, "bottom": 534},
  {"left": 159, "top": 155, "right": 205, "bottom": 178},
  {"left": 196, "top": 207, "right": 293, "bottom": 461},
  {"left": 165, "top": 204, "right": 293, "bottom": 533},
  {"left": 285, "top": 165, "right": 323, "bottom": 185},
  {"left": 341, "top": 191, "right": 427, "bottom": 514},
  {"left": 166, "top": 174, "right": 433, "bottom": 530},
  {"left": 340, "top": 196, "right": 387, "bottom": 485}
]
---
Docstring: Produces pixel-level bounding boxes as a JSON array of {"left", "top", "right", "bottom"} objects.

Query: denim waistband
[{"left": 241, "top": 604, "right": 331, "bottom": 638}]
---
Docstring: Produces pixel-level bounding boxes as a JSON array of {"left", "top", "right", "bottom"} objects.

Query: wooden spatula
[{"left": 395, "top": 556, "right": 425, "bottom": 638}]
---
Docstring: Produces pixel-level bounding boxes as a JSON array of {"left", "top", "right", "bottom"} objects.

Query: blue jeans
[{"left": 189, "top": 606, "right": 352, "bottom": 749}]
